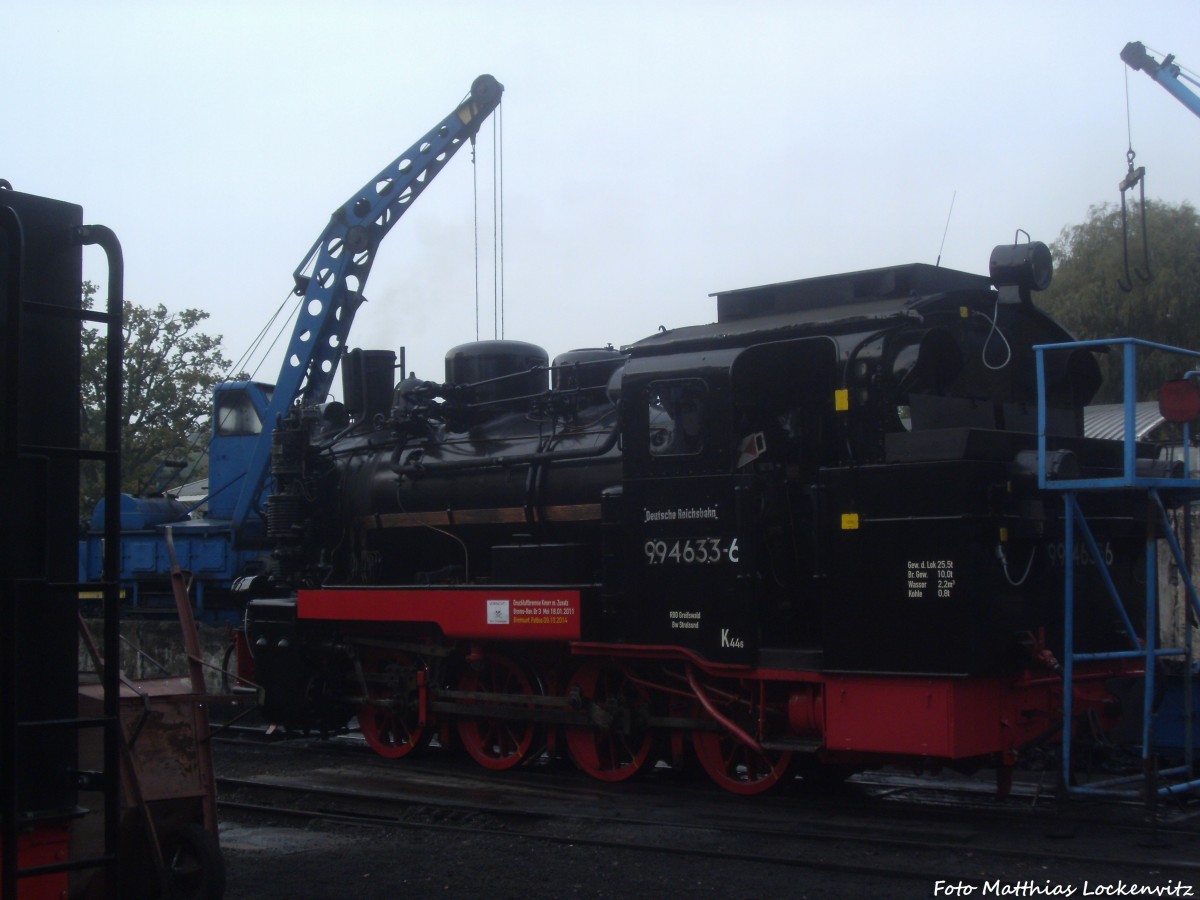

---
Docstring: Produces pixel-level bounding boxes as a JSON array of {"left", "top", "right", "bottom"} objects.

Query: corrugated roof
[{"left": 1083, "top": 402, "right": 1165, "bottom": 441}]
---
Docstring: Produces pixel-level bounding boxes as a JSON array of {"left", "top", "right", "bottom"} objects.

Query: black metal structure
[{"left": 0, "top": 184, "right": 123, "bottom": 897}]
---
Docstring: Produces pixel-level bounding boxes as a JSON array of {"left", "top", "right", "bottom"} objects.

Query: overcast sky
[{"left": 5, "top": 1, "right": 1199, "bottom": 392}]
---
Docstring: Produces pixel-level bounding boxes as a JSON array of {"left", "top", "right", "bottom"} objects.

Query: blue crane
[
  {"left": 1121, "top": 42, "right": 1200, "bottom": 121},
  {"left": 229, "top": 74, "right": 504, "bottom": 540},
  {"left": 81, "top": 75, "right": 504, "bottom": 619}
]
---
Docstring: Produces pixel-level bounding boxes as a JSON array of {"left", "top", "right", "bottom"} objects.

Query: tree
[
  {"left": 80, "top": 283, "right": 245, "bottom": 515},
  {"left": 1038, "top": 199, "right": 1200, "bottom": 402}
]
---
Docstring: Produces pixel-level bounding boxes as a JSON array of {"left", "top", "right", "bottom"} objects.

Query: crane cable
[
  {"left": 225, "top": 288, "right": 299, "bottom": 384},
  {"left": 495, "top": 105, "right": 505, "bottom": 340},
  {"left": 1118, "top": 65, "right": 1152, "bottom": 292},
  {"left": 1144, "top": 42, "right": 1200, "bottom": 90},
  {"left": 472, "top": 103, "right": 505, "bottom": 341},
  {"left": 473, "top": 139, "right": 480, "bottom": 341}
]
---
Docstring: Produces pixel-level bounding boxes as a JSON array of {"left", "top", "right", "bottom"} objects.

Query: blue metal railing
[
  {"left": 1035, "top": 337, "right": 1200, "bottom": 800},
  {"left": 1035, "top": 338, "right": 1200, "bottom": 490}
]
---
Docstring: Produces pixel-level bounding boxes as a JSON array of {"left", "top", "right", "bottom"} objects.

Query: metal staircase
[{"left": 1036, "top": 337, "right": 1200, "bottom": 804}]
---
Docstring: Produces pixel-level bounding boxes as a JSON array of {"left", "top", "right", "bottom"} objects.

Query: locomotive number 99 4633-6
[{"left": 644, "top": 537, "right": 740, "bottom": 566}]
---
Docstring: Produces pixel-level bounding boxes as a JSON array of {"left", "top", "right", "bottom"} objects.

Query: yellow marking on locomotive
[
  {"left": 841, "top": 513, "right": 859, "bottom": 530},
  {"left": 834, "top": 389, "right": 849, "bottom": 412}
]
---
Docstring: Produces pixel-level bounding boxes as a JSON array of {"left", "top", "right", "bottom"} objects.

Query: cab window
[
  {"left": 215, "top": 389, "right": 264, "bottom": 436},
  {"left": 647, "top": 379, "right": 706, "bottom": 456}
]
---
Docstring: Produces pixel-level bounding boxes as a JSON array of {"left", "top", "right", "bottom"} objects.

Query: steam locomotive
[{"left": 244, "top": 241, "right": 1146, "bottom": 794}]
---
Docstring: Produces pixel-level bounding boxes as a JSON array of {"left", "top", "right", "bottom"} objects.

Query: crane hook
[{"left": 1117, "top": 150, "right": 1152, "bottom": 293}]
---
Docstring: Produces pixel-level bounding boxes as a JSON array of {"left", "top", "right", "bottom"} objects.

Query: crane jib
[{"left": 229, "top": 75, "right": 504, "bottom": 540}]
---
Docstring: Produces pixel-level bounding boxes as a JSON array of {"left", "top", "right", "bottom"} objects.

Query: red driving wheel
[
  {"left": 691, "top": 728, "right": 792, "bottom": 795},
  {"left": 456, "top": 653, "right": 537, "bottom": 771},
  {"left": 565, "top": 661, "right": 652, "bottom": 783},
  {"left": 357, "top": 650, "right": 431, "bottom": 760}
]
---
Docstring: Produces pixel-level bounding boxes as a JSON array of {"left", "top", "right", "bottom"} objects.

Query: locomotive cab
[
  {"left": 605, "top": 247, "right": 1138, "bottom": 676},
  {"left": 610, "top": 338, "right": 841, "bottom": 664}
]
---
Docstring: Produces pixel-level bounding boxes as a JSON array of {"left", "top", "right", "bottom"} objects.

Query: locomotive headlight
[{"left": 989, "top": 241, "right": 1053, "bottom": 299}]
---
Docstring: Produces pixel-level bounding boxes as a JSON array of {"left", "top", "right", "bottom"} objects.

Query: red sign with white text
[{"left": 297, "top": 587, "right": 582, "bottom": 640}]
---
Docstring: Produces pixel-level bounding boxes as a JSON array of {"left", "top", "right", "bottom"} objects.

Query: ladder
[{"left": 0, "top": 185, "right": 124, "bottom": 897}]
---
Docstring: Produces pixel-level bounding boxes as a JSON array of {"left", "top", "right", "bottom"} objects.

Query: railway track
[
  {"left": 212, "top": 734, "right": 1200, "bottom": 891},
  {"left": 213, "top": 724, "right": 1200, "bottom": 826},
  {"left": 218, "top": 778, "right": 942, "bottom": 885}
]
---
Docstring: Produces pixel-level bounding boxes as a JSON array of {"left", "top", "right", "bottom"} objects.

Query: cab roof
[{"left": 713, "top": 263, "right": 991, "bottom": 323}]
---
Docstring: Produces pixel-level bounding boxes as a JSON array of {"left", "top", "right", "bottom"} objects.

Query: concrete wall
[{"left": 80, "top": 619, "right": 235, "bottom": 694}]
